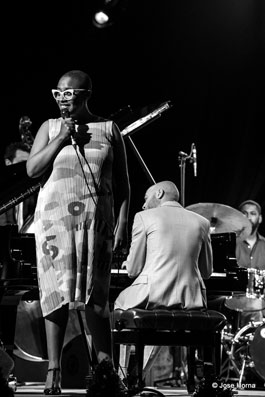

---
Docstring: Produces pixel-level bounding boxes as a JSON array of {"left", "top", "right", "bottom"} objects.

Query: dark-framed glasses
[{"left": 51, "top": 88, "right": 90, "bottom": 101}]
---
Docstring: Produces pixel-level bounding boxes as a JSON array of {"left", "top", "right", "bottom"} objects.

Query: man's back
[{"left": 115, "top": 201, "right": 213, "bottom": 310}]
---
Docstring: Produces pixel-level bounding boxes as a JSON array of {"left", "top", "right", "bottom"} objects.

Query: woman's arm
[
  {"left": 112, "top": 122, "right": 131, "bottom": 251},
  {"left": 26, "top": 118, "right": 72, "bottom": 178}
]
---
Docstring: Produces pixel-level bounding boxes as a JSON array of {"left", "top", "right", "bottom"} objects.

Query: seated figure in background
[
  {"left": 236, "top": 199, "right": 265, "bottom": 271},
  {"left": 236, "top": 199, "right": 265, "bottom": 325},
  {"left": 114, "top": 180, "right": 213, "bottom": 384}
]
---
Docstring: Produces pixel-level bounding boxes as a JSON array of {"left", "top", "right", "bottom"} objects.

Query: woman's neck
[{"left": 75, "top": 105, "right": 103, "bottom": 124}]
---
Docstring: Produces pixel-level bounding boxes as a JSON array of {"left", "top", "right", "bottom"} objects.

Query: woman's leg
[
  {"left": 85, "top": 303, "right": 112, "bottom": 363},
  {"left": 45, "top": 304, "right": 69, "bottom": 369}
]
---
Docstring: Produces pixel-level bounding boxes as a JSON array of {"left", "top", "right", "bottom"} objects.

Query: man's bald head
[{"left": 143, "top": 181, "right": 180, "bottom": 210}]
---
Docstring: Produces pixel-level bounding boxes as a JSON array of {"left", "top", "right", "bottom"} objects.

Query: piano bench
[{"left": 111, "top": 308, "right": 227, "bottom": 392}]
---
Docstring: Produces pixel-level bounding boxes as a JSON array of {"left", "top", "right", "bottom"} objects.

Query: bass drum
[
  {"left": 231, "top": 321, "right": 265, "bottom": 382},
  {"left": 249, "top": 323, "right": 265, "bottom": 381},
  {"left": 14, "top": 300, "right": 47, "bottom": 361},
  {"left": 14, "top": 301, "right": 83, "bottom": 362}
]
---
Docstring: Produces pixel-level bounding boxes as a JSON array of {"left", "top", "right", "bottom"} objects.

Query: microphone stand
[
  {"left": 119, "top": 101, "right": 173, "bottom": 186},
  {"left": 178, "top": 144, "right": 195, "bottom": 207},
  {"left": 127, "top": 136, "right": 156, "bottom": 184}
]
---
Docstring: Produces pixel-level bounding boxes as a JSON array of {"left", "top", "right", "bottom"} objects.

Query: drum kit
[
  {"left": 221, "top": 269, "right": 265, "bottom": 387},
  {"left": 186, "top": 202, "right": 265, "bottom": 386}
]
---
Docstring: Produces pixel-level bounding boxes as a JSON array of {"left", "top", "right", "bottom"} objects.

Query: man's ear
[
  {"left": 259, "top": 214, "right": 262, "bottom": 225},
  {"left": 156, "top": 188, "right": 164, "bottom": 199}
]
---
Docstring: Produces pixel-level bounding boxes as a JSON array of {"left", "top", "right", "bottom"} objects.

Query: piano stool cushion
[
  {"left": 112, "top": 308, "right": 227, "bottom": 333},
  {"left": 111, "top": 308, "right": 227, "bottom": 392}
]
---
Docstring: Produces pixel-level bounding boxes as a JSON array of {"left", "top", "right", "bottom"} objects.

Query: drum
[
  {"left": 14, "top": 302, "right": 83, "bottom": 362},
  {"left": 246, "top": 268, "right": 265, "bottom": 299},
  {"left": 249, "top": 323, "right": 265, "bottom": 381},
  {"left": 231, "top": 321, "right": 265, "bottom": 382},
  {"left": 225, "top": 294, "right": 265, "bottom": 313},
  {"left": 225, "top": 268, "right": 265, "bottom": 313}
]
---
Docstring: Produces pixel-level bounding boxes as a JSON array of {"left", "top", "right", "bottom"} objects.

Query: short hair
[
  {"left": 59, "top": 70, "right": 92, "bottom": 91},
  {"left": 153, "top": 180, "right": 180, "bottom": 201},
  {"left": 4, "top": 142, "right": 30, "bottom": 162},
  {"left": 238, "top": 200, "right": 262, "bottom": 215}
]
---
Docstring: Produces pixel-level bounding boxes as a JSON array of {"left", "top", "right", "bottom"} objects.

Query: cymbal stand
[
  {"left": 220, "top": 330, "right": 241, "bottom": 382},
  {"left": 178, "top": 144, "right": 195, "bottom": 207},
  {"left": 238, "top": 357, "right": 247, "bottom": 388},
  {"left": 220, "top": 320, "right": 256, "bottom": 384}
]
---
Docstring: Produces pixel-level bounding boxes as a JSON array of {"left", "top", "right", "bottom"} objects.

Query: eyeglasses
[{"left": 51, "top": 89, "right": 90, "bottom": 101}]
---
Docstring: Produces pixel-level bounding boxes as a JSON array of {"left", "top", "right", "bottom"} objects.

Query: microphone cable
[{"left": 71, "top": 135, "right": 115, "bottom": 236}]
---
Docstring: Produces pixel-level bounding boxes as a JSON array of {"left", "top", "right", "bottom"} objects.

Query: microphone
[
  {"left": 60, "top": 107, "right": 70, "bottom": 119},
  {"left": 179, "top": 151, "right": 188, "bottom": 157},
  {"left": 60, "top": 108, "right": 76, "bottom": 145},
  {"left": 192, "top": 143, "right": 197, "bottom": 177}
]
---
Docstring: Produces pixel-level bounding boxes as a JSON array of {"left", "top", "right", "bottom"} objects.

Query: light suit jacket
[{"left": 114, "top": 201, "right": 213, "bottom": 310}]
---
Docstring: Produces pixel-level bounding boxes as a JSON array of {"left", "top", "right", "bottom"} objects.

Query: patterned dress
[{"left": 34, "top": 118, "right": 115, "bottom": 317}]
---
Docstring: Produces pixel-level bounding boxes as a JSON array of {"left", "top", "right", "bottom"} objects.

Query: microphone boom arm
[{"left": 120, "top": 101, "right": 172, "bottom": 186}]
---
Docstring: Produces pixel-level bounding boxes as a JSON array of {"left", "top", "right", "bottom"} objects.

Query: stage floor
[{"left": 14, "top": 383, "right": 265, "bottom": 397}]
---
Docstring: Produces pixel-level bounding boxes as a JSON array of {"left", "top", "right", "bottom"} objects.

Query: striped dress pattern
[{"left": 34, "top": 118, "right": 115, "bottom": 317}]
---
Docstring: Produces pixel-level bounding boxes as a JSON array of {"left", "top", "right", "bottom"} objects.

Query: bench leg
[
  {"left": 126, "top": 337, "right": 145, "bottom": 392},
  {"left": 117, "top": 344, "right": 131, "bottom": 379},
  {"left": 214, "top": 333, "right": 222, "bottom": 376},
  {"left": 186, "top": 346, "right": 196, "bottom": 393}
]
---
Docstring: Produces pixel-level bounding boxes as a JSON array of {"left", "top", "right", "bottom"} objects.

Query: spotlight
[
  {"left": 93, "top": 11, "right": 110, "bottom": 28},
  {"left": 92, "top": 0, "right": 127, "bottom": 29}
]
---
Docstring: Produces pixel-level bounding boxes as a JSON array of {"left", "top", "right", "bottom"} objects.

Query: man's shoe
[{"left": 86, "top": 359, "right": 129, "bottom": 397}]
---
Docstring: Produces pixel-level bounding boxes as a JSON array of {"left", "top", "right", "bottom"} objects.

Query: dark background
[{"left": 2, "top": 0, "right": 265, "bottom": 233}]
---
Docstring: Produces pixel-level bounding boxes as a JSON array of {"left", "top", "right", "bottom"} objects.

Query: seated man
[
  {"left": 236, "top": 199, "right": 265, "bottom": 271},
  {"left": 236, "top": 200, "right": 265, "bottom": 325},
  {"left": 114, "top": 180, "right": 213, "bottom": 383}
]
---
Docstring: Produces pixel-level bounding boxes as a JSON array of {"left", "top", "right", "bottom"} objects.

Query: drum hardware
[
  {"left": 246, "top": 268, "right": 265, "bottom": 299},
  {"left": 221, "top": 325, "right": 242, "bottom": 382},
  {"left": 224, "top": 267, "right": 265, "bottom": 314},
  {"left": 222, "top": 268, "right": 265, "bottom": 385},
  {"left": 221, "top": 321, "right": 265, "bottom": 386}
]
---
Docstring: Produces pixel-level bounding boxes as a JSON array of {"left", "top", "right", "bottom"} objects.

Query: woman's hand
[
  {"left": 113, "top": 221, "right": 128, "bottom": 252},
  {"left": 61, "top": 117, "right": 75, "bottom": 139}
]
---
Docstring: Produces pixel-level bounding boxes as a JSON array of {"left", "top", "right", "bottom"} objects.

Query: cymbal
[{"left": 185, "top": 202, "right": 251, "bottom": 239}]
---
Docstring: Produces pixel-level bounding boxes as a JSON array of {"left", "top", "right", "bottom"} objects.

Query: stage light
[
  {"left": 93, "top": 11, "right": 110, "bottom": 28},
  {"left": 92, "top": 0, "right": 128, "bottom": 29}
]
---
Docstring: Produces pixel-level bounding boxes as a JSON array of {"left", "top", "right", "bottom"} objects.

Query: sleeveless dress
[{"left": 34, "top": 118, "right": 115, "bottom": 317}]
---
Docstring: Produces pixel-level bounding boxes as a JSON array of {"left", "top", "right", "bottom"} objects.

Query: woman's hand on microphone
[{"left": 61, "top": 117, "right": 76, "bottom": 139}]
